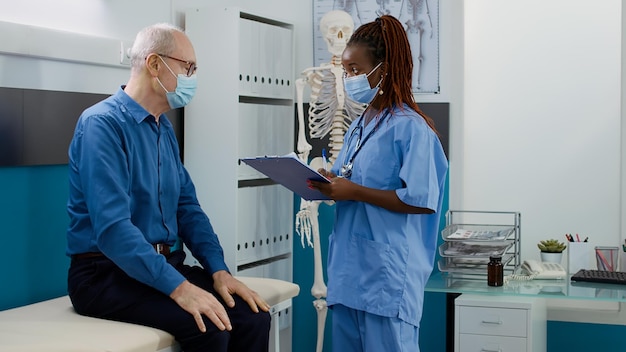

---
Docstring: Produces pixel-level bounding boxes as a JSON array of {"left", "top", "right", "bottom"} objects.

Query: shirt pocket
[{"left": 356, "top": 144, "right": 401, "bottom": 189}]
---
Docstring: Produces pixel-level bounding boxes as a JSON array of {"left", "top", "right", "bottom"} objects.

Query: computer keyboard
[{"left": 570, "top": 269, "right": 626, "bottom": 285}]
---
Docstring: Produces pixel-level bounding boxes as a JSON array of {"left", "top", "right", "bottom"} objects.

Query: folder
[{"left": 240, "top": 152, "right": 330, "bottom": 200}]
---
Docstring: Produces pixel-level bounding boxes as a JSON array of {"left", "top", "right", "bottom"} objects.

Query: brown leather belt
[
  {"left": 72, "top": 243, "right": 172, "bottom": 259},
  {"left": 153, "top": 243, "right": 171, "bottom": 255}
]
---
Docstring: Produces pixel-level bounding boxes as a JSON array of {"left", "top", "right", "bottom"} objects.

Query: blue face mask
[
  {"left": 343, "top": 62, "right": 383, "bottom": 104},
  {"left": 157, "top": 57, "right": 197, "bottom": 109}
]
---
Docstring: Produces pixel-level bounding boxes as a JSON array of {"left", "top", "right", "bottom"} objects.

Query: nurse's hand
[
  {"left": 308, "top": 175, "right": 357, "bottom": 201},
  {"left": 317, "top": 169, "right": 336, "bottom": 179}
]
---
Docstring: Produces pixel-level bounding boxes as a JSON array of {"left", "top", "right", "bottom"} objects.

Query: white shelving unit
[{"left": 184, "top": 6, "right": 295, "bottom": 351}]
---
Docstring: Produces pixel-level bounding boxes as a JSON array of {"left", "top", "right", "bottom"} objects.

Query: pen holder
[
  {"left": 567, "top": 242, "right": 593, "bottom": 274},
  {"left": 595, "top": 246, "right": 618, "bottom": 272}
]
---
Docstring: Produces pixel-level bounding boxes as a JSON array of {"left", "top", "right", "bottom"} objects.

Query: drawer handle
[
  {"left": 480, "top": 349, "right": 501, "bottom": 352},
  {"left": 481, "top": 320, "right": 502, "bottom": 325}
]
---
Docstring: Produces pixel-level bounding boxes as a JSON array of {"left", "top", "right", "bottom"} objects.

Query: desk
[
  {"left": 425, "top": 274, "right": 626, "bottom": 351},
  {"left": 426, "top": 273, "right": 626, "bottom": 302}
]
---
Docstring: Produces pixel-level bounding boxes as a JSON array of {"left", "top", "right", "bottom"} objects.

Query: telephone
[{"left": 519, "top": 260, "right": 566, "bottom": 279}]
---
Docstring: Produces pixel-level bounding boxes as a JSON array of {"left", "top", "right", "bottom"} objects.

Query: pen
[
  {"left": 576, "top": 233, "right": 580, "bottom": 242},
  {"left": 322, "top": 148, "right": 328, "bottom": 172},
  {"left": 595, "top": 248, "right": 613, "bottom": 271}
]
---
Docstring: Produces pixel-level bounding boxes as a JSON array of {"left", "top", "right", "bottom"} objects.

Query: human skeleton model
[{"left": 294, "top": 10, "right": 365, "bottom": 352}]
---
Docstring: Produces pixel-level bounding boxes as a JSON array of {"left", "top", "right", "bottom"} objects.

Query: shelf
[
  {"left": 438, "top": 253, "right": 516, "bottom": 275},
  {"left": 442, "top": 224, "right": 515, "bottom": 242},
  {"left": 439, "top": 240, "right": 514, "bottom": 258},
  {"left": 439, "top": 210, "right": 521, "bottom": 278}
]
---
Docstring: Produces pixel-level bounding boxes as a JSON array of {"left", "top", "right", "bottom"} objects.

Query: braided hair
[{"left": 347, "top": 15, "right": 437, "bottom": 132}]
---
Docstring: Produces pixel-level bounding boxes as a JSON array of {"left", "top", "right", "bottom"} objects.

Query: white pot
[{"left": 540, "top": 252, "right": 563, "bottom": 264}]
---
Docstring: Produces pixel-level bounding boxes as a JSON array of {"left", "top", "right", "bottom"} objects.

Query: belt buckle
[{"left": 156, "top": 243, "right": 164, "bottom": 254}]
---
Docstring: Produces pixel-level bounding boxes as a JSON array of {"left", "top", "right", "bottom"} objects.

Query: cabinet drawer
[
  {"left": 459, "top": 333, "right": 527, "bottom": 352},
  {"left": 458, "top": 306, "right": 527, "bottom": 337}
]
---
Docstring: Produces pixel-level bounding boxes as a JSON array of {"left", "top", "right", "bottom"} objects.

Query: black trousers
[{"left": 68, "top": 250, "right": 270, "bottom": 352}]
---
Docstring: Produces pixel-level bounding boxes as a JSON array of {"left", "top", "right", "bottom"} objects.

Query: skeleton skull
[{"left": 320, "top": 10, "right": 354, "bottom": 57}]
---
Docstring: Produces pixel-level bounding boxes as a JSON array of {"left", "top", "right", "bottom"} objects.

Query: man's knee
[
  {"left": 179, "top": 325, "right": 231, "bottom": 352},
  {"left": 245, "top": 310, "right": 271, "bottom": 331}
]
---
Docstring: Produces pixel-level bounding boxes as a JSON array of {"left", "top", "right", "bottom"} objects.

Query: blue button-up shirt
[{"left": 66, "top": 86, "right": 228, "bottom": 295}]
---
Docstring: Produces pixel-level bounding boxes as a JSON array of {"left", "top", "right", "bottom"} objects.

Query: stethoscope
[{"left": 340, "top": 111, "right": 389, "bottom": 179}]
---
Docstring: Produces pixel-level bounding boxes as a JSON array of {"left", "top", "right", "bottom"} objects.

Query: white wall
[
  {"left": 458, "top": 0, "right": 622, "bottom": 263},
  {"left": 622, "top": 0, "right": 626, "bottom": 249},
  {"left": 0, "top": 0, "right": 312, "bottom": 94},
  {"left": 0, "top": 0, "right": 172, "bottom": 93}
]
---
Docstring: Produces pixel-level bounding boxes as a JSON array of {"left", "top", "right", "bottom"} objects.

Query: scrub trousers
[
  {"left": 332, "top": 304, "right": 420, "bottom": 352},
  {"left": 68, "top": 250, "right": 270, "bottom": 352}
]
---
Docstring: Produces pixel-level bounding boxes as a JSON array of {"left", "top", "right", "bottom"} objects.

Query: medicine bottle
[{"left": 487, "top": 256, "right": 503, "bottom": 286}]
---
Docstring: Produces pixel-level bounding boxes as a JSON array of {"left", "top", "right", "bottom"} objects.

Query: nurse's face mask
[{"left": 343, "top": 62, "right": 383, "bottom": 104}]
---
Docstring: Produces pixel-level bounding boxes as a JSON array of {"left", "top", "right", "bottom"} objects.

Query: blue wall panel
[
  {"left": 419, "top": 174, "right": 449, "bottom": 352},
  {"left": 547, "top": 321, "right": 626, "bottom": 351},
  {"left": 0, "top": 165, "right": 70, "bottom": 310}
]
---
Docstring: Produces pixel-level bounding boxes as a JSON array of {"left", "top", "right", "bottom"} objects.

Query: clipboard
[{"left": 240, "top": 153, "right": 330, "bottom": 200}]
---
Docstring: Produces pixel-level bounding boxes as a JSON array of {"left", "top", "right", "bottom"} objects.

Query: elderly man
[{"left": 66, "top": 23, "right": 270, "bottom": 352}]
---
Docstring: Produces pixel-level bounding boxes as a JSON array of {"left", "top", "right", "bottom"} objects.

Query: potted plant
[{"left": 537, "top": 239, "right": 567, "bottom": 263}]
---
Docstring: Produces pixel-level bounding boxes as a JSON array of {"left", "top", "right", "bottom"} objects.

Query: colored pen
[
  {"left": 322, "top": 149, "right": 328, "bottom": 172},
  {"left": 576, "top": 233, "right": 580, "bottom": 242}
]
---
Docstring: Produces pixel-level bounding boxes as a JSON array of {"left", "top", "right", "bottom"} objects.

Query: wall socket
[{"left": 120, "top": 41, "right": 132, "bottom": 65}]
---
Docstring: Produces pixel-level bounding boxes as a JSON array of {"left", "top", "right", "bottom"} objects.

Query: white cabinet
[
  {"left": 184, "top": 5, "right": 294, "bottom": 278},
  {"left": 454, "top": 294, "right": 546, "bottom": 352},
  {"left": 184, "top": 7, "right": 295, "bottom": 351}
]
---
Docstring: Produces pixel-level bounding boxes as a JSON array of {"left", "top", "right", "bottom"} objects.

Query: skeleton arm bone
[
  {"left": 304, "top": 198, "right": 327, "bottom": 300},
  {"left": 295, "top": 77, "right": 313, "bottom": 162}
]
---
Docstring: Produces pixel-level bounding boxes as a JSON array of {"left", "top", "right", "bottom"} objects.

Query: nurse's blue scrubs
[{"left": 327, "top": 104, "right": 448, "bottom": 352}]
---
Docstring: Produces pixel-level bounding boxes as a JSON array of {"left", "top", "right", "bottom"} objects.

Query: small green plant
[{"left": 537, "top": 239, "right": 567, "bottom": 253}]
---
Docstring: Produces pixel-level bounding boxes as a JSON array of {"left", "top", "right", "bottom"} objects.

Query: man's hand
[
  {"left": 169, "top": 280, "right": 232, "bottom": 333},
  {"left": 212, "top": 270, "right": 271, "bottom": 313}
]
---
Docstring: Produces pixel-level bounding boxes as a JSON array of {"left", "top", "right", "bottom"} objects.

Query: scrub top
[{"left": 327, "top": 103, "right": 448, "bottom": 327}]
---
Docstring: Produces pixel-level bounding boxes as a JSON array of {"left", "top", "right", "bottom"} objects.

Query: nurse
[{"left": 309, "top": 15, "right": 448, "bottom": 352}]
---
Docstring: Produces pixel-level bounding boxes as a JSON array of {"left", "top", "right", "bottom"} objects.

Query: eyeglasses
[{"left": 158, "top": 54, "right": 197, "bottom": 77}]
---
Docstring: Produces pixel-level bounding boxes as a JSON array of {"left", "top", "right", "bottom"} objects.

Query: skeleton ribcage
[{"left": 307, "top": 68, "right": 366, "bottom": 163}]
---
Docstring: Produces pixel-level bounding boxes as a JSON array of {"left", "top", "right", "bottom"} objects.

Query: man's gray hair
[{"left": 129, "top": 23, "right": 185, "bottom": 72}]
